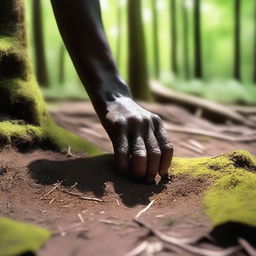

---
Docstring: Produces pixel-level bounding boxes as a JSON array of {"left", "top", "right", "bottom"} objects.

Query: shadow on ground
[{"left": 28, "top": 154, "right": 166, "bottom": 207}]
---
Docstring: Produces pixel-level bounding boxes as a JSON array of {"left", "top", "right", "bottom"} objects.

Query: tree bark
[
  {"left": 194, "top": 0, "right": 203, "bottom": 79},
  {"left": 128, "top": 0, "right": 152, "bottom": 101},
  {"left": 58, "top": 44, "right": 66, "bottom": 84},
  {"left": 116, "top": 1, "right": 122, "bottom": 67},
  {"left": 234, "top": 0, "right": 241, "bottom": 81},
  {"left": 170, "top": 0, "right": 178, "bottom": 75},
  {"left": 32, "top": 0, "right": 49, "bottom": 87},
  {"left": 0, "top": 0, "right": 100, "bottom": 154},
  {"left": 253, "top": 0, "right": 256, "bottom": 83},
  {"left": 182, "top": 0, "right": 190, "bottom": 80},
  {"left": 151, "top": 0, "right": 160, "bottom": 78}
]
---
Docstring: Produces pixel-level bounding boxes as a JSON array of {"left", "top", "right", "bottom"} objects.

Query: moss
[
  {"left": 170, "top": 150, "right": 256, "bottom": 229},
  {"left": 0, "top": 121, "right": 101, "bottom": 156},
  {"left": 0, "top": 22, "right": 101, "bottom": 156}
]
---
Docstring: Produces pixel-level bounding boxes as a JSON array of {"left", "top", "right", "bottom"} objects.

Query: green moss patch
[
  {"left": 0, "top": 33, "right": 101, "bottom": 156},
  {"left": 171, "top": 150, "right": 256, "bottom": 230},
  {"left": 0, "top": 217, "right": 50, "bottom": 256}
]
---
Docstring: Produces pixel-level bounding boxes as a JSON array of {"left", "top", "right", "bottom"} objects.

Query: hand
[{"left": 102, "top": 97, "right": 173, "bottom": 183}]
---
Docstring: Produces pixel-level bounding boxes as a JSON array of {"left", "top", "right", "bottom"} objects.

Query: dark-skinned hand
[{"left": 102, "top": 96, "right": 173, "bottom": 184}]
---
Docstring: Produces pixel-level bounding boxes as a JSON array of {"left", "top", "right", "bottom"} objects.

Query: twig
[
  {"left": 133, "top": 218, "right": 241, "bottom": 256},
  {"left": 188, "top": 139, "right": 205, "bottom": 150},
  {"left": 49, "top": 197, "right": 56, "bottom": 205},
  {"left": 164, "top": 122, "right": 256, "bottom": 142},
  {"left": 59, "top": 189, "right": 103, "bottom": 202},
  {"left": 66, "top": 146, "right": 76, "bottom": 158},
  {"left": 78, "top": 213, "right": 85, "bottom": 223},
  {"left": 40, "top": 181, "right": 62, "bottom": 200},
  {"left": 135, "top": 199, "right": 155, "bottom": 219},
  {"left": 99, "top": 219, "right": 122, "bottom": 226},
  {"left": 179, "top": 142, "right": 204, "bottom": 154},
  {"left": 238, "top": 238, "right": 256, "bottom": 256},
  {"left": 55, "top": 222, "right": 86, "bottom": 237},
  {"left": 125, "top": 241, "right": 149, "bottom": 256},
  {"left": 80, "top": 196, "right": 103, "bottom": 202}
]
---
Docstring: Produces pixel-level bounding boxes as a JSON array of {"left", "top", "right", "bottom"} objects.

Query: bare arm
[{"left": 50, "top": 0, "right": 173, "bottom": 183}]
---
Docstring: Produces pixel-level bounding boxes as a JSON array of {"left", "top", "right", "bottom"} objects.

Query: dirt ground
[{"left": 1, "top": 101, "right": 256, "bottom": 256}]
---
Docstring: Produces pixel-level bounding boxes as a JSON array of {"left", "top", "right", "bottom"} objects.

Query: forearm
[{"left": 50, "top": 0, "right": 131, "bottom": 114}]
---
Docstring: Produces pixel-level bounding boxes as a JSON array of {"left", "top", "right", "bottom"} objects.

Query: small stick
[
  {"left": 179, "top": 142, "right": 204, "bottom": 154},
  {"left": 238, "top": 238, "right": 256, "bottom": 256},
  {"left": 134, "top": 218, "right": 241, "bottom": 256},
  {"left": 66, "top": 146, "right": 76, "bottom": 158},
  {"left": 60, "top": 189, "right": 103, "bottom": 202},
  {"left": 71, "top": 182, "right": 78, "bottom": 188},
  {"left": 49, "top": 197, "right": 56, "bottom": 205},
  {"left": 99, "top": 219, "right": 121, "bottom": 226},
  {"left": 80, "top": 196, "right": 103, "bottom": 202},
  {"left": 135, "top": 199, "right": 155, "bottom": 219},
  {"left": 40, "top": 181, "right": 62, "bottom": 200},
  {"left": 55, "top": 222, "right": 86, "bottom": 237},
  {"left": 78, "top": 213, "right": 85, "bottom": 223},
  {"left": 116, "top": 199, "right": 120, "bottom": 206},
  {"left": 125, "top": 241, "right": 149, "bottom": 256}
]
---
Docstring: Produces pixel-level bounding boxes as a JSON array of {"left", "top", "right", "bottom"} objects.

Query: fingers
[
  {"left": 112, "top": 119, "right": 129, "bottom": 175},
  {"left": 153, "top": 115, "right": 173, "bottom": 179},
  {"left": 111, "top": 115, "right": 173, "bottom": 183},
  {"left": 145, "top": 131, "right": 161, "bottom": 184},
  {"left": 131, "top": 135, "right": 147, "bottom": 181}
]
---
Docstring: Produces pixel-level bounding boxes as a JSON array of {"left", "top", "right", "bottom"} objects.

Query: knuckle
[
  {"left": 128, "top": 115, "right": 143, "bottom": 125},
  {"left": 133, "top": 149, "right": 147, "bottom": 158},
  {"left": 113, "top": 118, "right": 127, "bottom": 130},
  {"left": 148, "top": 148, "right": 161, "bottom": 158},
  {"left": 116, "top": 147, "right": 128, "bottom": 156},
  {"left": 152, "top": 114, "right": 162, "bottom": 123},
  {"left": 162, "top": 142, "right": 173, "bottom": 153}
]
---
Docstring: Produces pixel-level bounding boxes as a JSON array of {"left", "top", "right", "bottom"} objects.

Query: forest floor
[{"left": 1, "top": 101, "right": 256, "bottom": 256}]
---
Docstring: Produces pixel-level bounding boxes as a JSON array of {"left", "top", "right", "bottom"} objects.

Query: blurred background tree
[{"left": 25, "top": 0, "right": 256, "bottom": 105}]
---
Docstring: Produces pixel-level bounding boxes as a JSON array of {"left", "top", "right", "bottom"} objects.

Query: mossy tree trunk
[
  {"left": 0, "top": 0, "right": 100, "bottom": 155},
  {"left": 253, "top": 0, "right": 256, "bottom": 83},
  {"left": 127, "top": 0, "right": 152, "bottom": 101},
  {"left": 194, "top": 0, "right": 203, "bottom": 79},
  {"left": 32, "top": 0, "right": 49, "bottom": 87},
  {"left": 151, "top": 0, "right": 160, "bottom": 79}
]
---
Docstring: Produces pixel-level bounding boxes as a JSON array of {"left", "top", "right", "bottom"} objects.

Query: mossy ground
[{"left": 171, "top": 150, "right": 256, "bottom": 229}]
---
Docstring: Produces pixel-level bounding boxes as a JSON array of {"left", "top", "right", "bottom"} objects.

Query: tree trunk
[
  {"left": 182, "top": 0, "right": 190, "bottom": 80},
  {"left": 0, "top": 0, "right": 100, "bottom": 154},
  {"left": 116, "top": 1, "right": 122, "bottom": 67},
  {"left": 127, "top": 0, "right": 152, "bottom": 101},
  {"left": 253, "top": 0, "right": 256, "bottom": 83},
  {"left": 58, "top": 44, "right": 66, "bottom": 84},
  {"left": 194, "top": 0, "right": 203, "bottom": 79},
  {"left": 151, "top": 0, "right": 160, "bottom": 78},
  {"left": 234, "top": 0, "right": 241, "bottom": 81},
  {"left": 32, "top": 0, "right": 49, "bottom": 87},
  {"left": 170, "top": 0, "right": 178, "bottom": 75}
]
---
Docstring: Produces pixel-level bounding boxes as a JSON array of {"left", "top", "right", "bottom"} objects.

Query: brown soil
[{"left": 1, "top": 101, "right": 256, "bottom": 256}]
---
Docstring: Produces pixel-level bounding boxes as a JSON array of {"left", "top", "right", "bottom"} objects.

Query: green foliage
[
  {"left": 0, "top": 217, "right": 50, "bottom": 256},
  {"left": 171, "top": 150, "right": 256, "bottom": 228}
]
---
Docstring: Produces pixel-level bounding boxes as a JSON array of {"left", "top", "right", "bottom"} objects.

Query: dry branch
[
  {"left": 150, "top": 81, "right": 254, "bottom": 126},
  {"left": 134, "top": 218, "right": 241, "bottom": 256},
  {"left": 164, "top": 122, "right": 256, "bottom": 142}
]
